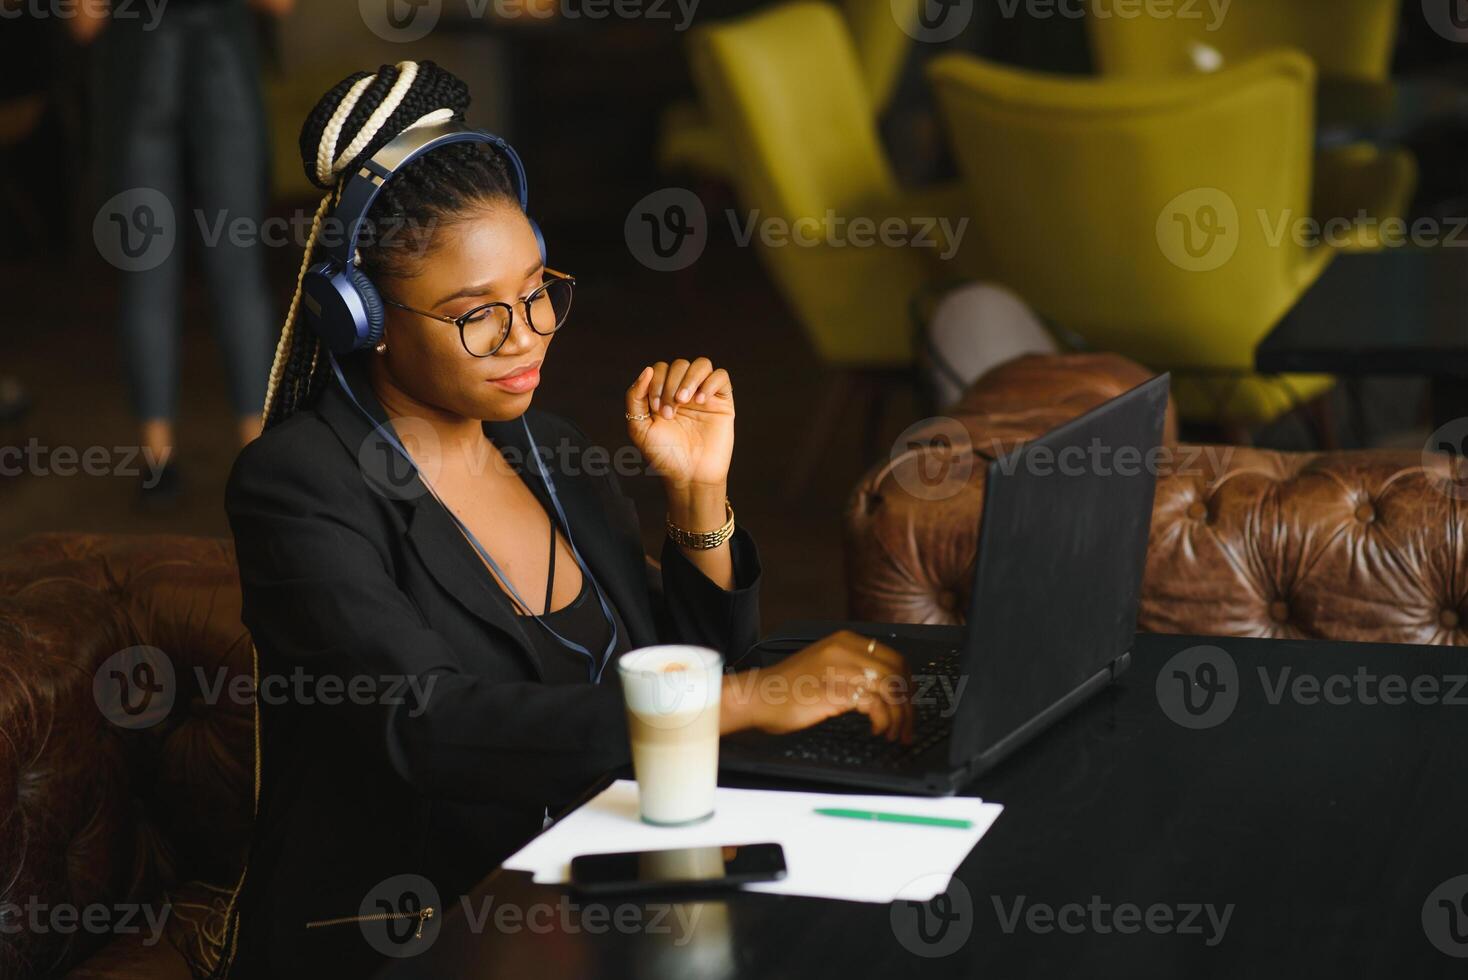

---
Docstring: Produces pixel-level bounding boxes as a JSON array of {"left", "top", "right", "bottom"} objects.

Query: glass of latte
[{"left": 616, "top": 645, "right": 723, "bottom": 825}]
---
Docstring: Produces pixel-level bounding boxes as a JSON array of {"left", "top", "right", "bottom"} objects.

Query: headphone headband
[
  {"left": 323, "top": 121, "right": 530, "bottom": 267},
  {"left": 300, "top": 121, "right": 540, "bottom": 356}
]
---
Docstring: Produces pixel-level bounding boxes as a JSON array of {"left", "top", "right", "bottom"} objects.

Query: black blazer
[{"left": 223, "top": 356, "right": 761, "bottom": 974}]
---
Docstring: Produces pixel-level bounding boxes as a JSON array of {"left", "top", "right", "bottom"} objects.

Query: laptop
[{"left": 720, "top": 373, "right": 1170, "bottom": 795}]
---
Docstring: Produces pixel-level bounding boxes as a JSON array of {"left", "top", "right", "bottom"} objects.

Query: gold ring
[
  {"left": 625, "top": 412, "right": 650, "bottom": 421},
  {"left": 865, "top": 637, "right": 876, "bottom": 655}
]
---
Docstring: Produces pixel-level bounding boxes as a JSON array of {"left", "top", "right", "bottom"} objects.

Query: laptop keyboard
[{"left": 775, "top": 645, "right": 961, "bottom": 770}]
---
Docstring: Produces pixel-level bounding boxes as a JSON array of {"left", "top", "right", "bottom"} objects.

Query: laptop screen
[{"left": 948, "top": 374, "right": 1169, "bottom": 765}]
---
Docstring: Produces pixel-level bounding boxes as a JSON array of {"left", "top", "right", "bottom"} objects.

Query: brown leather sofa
[
  {"left": 0, "top": 534, "right": 253, "bottom": 979},
  {"left": 846, "top": 353, "right": 1468, "bottom": 646}
]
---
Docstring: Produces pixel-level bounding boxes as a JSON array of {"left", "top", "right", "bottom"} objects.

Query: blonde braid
[
  {"left": 315, "top": 75, "right": 376, "bottom": 186},
  {"left": 260, "top": 192, "right": 332, "bottom": 421},
  {"left": 330, "top": 61, "right": 423, "bottom": 175},
  {"left": 261, "top": 60, "right": 476, "bottom": 427}
]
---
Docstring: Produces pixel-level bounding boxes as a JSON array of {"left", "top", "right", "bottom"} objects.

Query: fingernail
[
  {"left": 677, "top": 387, "right": 689, "bottom": 402},
  {"left": 696, "top": 393, "right": 706, "bottom": 403},
  {"left": 662, "top": 405, "right": 674, "bottom": 419},
  {"left": 651, "top": 397, "right": 660, "bottom": 411}
]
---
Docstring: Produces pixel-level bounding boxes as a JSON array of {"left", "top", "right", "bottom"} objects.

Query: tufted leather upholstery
[
  {"left": 0, "top": 534, "right": 253, "bottom": 979},
  {"left": 846, "top": 353, "right": 1468, "bottom": 646}
]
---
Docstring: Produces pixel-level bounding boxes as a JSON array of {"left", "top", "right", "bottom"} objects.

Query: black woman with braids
[{"left": 221, "top": 61, "right": 912, "bottom": 974}]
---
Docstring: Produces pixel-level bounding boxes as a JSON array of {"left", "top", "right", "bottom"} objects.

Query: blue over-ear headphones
[{"left": 300, "top": 120, "right": 546, "bottom": 355}]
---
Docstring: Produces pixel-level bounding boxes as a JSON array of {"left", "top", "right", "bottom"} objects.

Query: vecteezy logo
[
  {"left": 887, "top": 417, "right": 975, "bottom": 502},
  {"left": 93, "top": 646, "right": 176, "bottom": 729},
  {"left": 1423, "top": 874, "right": 1468, "bottom": 957},
  {"left": 359, "top": 874, "right": 442, "bottom": 957},
  {"left": 1156, "top": 644, "right": 1238, "bottom": 729},
  {"left": 899, "top": 0, "right": 972, "bottom": 43},
  {"left": 356, "top": 416, "right": 440, "bottom": 500},
  {"left": 1425, "top": 417, "right": 1468, "bottom": 502},
  {"left": 93, "top": 188, "right": 176, "bottom": 272},
  {"left": 360, "top": 0, "right": 442, "bottom": 42},
  {"left": 1156, "top": 188, "right": 1239, "bottom": 272},
  {"left": 1423, "top": 0, "right": 1468, "bottom": 42},
  {"left": 891, "top": 874, "right": 972, "bottom": 957},
  {"left": 625, "top": 188, "right": 707, "bottom": 271}
]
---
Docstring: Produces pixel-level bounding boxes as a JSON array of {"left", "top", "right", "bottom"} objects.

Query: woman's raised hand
[{"left": 625, "top": 358, "right": 734, "bottom": 491}]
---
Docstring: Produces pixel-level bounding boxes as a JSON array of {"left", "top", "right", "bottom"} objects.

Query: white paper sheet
[{"left": 504, "top": 780, "right": 1003, "bottom": 904}]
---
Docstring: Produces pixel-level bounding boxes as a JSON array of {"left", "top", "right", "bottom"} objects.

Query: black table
[
  {"left": 377, "top": 630, "right": 1468, "bottom": 978},
  {"left": 1316, "top": 76, "right": 1468, "bottom": 149},
  {"left": 1256, "top": 247, "right": 1468, "bottom": 428}
]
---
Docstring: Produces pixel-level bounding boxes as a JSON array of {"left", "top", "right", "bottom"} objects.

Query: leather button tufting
[{"left": 846, "top": 353, "right": 1468, "bottom": 662}]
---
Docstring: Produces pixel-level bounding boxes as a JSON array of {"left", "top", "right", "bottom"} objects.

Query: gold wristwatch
[{"left": 666, "top": 498, "right": 735, "bottom": 550}]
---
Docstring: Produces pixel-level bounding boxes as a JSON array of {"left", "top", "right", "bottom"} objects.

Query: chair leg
[
  {"left": 783, "top": 370, "right": 855, "bottom": 497},
  {"left": 1219, "top": 422, "right": 1255, "bottom": 447},
  {"left": 1342, "top": 379, "right": 1369, "bottom": 448},
  {"left": 861, "top": 372, "right": 892, "bottom": 463},
  {"left": 1301, "top": 394, "right": 1339, "bottom": 451}
]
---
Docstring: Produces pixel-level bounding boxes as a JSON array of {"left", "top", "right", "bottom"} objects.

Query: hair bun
[{"left": 298, "top": 61, "right": 471, "bottom": 191}]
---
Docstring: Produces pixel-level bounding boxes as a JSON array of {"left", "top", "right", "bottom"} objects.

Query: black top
[
  {"left": 224, "top": 355, "right": 761, "bottom": 977},
  {"left": 518, "top": 516, "right": 632, "bottom": 684}
]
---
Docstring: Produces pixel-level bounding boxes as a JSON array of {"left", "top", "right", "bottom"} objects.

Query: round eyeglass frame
[{"left": 380, "top": 268, "right": 575, "bottom": 358}]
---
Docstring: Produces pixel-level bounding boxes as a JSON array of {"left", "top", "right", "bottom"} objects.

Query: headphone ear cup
[{"left": 350, "top": 267, "right": 386, "bottom": 349}]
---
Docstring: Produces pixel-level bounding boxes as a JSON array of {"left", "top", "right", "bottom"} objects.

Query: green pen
[{"left": 813, "top": 807, "right": 973, "bottom": 829}]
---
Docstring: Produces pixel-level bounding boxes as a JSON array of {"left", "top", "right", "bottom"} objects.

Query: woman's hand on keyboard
[{"left": 724, "top": 630, "right": 914, "bottom": 743}]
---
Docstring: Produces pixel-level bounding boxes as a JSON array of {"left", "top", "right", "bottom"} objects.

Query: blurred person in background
[{"left": 69, "top": 0, "right": 294, "bottom": 507}]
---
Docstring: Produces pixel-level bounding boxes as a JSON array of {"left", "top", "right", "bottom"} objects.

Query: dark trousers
[{"left": 94, "top": 0, "right": 275, "bottom": 421}]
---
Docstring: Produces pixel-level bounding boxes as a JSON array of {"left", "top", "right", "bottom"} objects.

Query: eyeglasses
[{"left": 381, "top": 268, "right": 576, "bottom": 358}]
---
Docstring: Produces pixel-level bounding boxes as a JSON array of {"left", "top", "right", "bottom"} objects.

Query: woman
[{"left": 223, "top": 61, "right": 912, "bottom": 975}]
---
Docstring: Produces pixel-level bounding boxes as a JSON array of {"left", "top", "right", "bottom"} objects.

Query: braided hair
[{"left": 262, "top": 60, "right": 521, "bottom": 430}]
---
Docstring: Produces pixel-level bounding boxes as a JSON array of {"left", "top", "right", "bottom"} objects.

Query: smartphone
[{"left": 569, "top": 842, "right": 787, "bottom": 895}]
